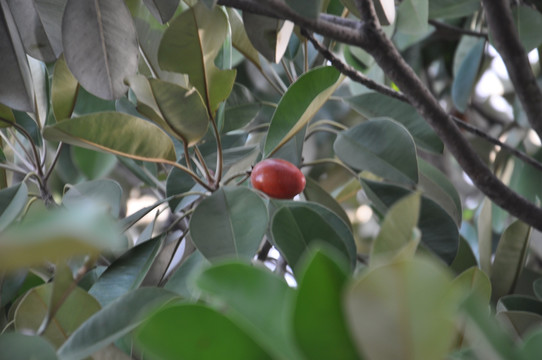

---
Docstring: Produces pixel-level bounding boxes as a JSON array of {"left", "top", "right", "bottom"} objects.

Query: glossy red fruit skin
[{"left": 250, "top": 158, "right": 306, "bottom": 199}]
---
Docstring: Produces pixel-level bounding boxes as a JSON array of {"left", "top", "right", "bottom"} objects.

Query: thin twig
[
  {"left": 43, "top": 142, "right": 63, "bottom": 183},
  {"left": 428, "top": 19, "right": 488, "bottom": 39}
]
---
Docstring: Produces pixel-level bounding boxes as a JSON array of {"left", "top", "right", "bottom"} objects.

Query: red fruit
[{"left": 251, "top": 158, "right": 306, "bottom": 199}]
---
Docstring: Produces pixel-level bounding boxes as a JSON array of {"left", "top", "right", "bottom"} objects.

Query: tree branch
[{"left": 481, "top": 0, "right": 542, "bottom": 138}]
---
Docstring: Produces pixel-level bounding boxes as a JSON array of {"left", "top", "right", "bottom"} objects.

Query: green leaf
[
  {"left": 89, "top": 236, "right": 163, "bottom": 306},
  {"left": 521, "top": 328, "right": 542, "bottom": 359},
  {"left": 271, "top": 201, "right": 356, "bottom": 272},
  {"left": 335, "top": 117, "right": 419, "bottom": 185},
  {"left": 62, "top": 179, "right": 123, "bottom": 217},
  {"left": 158, "top": 2, "right": 236, "bottom": 114},
  {"left": 264, "top": 66, "right": 344, "bottom": 157},
  {"left": 189, "top": 187, "right": 268, "bottom": 261},
  {"left": 0, "top": 0, "right": 35, "bottom": 112},
  {"left": 418, "top": 158, "right": 462, "bottom": 226},
  {"left": 294, "top": 248, "right": 360, "bottom": 360},
  {"left": 72, "top": 146, "right": 117, "bottom": 179},
  {"left": 491, "top": 221, "right": 532, "bottom": 301},
  {"left": 347, "top": 92, "right": 443, "bottom": 153},
  {"left": 14, "top": 283, "right": 101, "bottom": 348},
  {"left": 227, "top": 8, "right": 261, "bottom": 70},
  {"left": 496, "top": 296, "right": 542, "bottom": 339},
  {"left": 429, "top": 0, "right": 480, "bottom": 19},
  {"left": 452, "top": 38, "right": 484, "bottom": 112},
  {"left": 477, "top": 197, "right": 493, "bottom": 274},
  {"left": 43, "top": 112, "right": 177, "bottom": 163},
  {"left": 142, "top": 0, "right": 178, "bottom": 23},
  {"left": 196, "top": 261, "right": 300, "bottom": 359},
  {"left": 52, "top": 55, "right": 79, "bottom": 121},
  {"left": 0, "top": 183, "right": 27, "bottom": 232},
  {"left": 396, "top": 0, "right": 428, "bottom": 35},
  {"left": 136, "top": 303, "right": 273, "bottom": 360},
  {"left": 148, "top": 78, "right": 209, "bottom": 146},
  {"left": 0, "top": 204, "right": 122, "bottom": 271},
  {"left": 370, "top": 192, "right": 421, "bottom": 265},
  {"left": 512, "top": 4, "right": 542, "bottom": 52},
  {"left": 345, "top": 256, "right": 461, "bottom": 360},
  {"left": 362, "top": 179, "right": 459, "bottom": 264},
  {"left": 242, "top": 12, "right": 294, "bottom": 63},
  {"left": 57, "top": 287, "right": 180, "bottom": 360},
  {"left": 453, "top": 267, "right": 491, "bottom": 304},
  {"left": 62, "top": 0, "right": 138, "bottom": 99},
  {"left": 0, "top": 103, "right": 15, "bottom": 128},
  {"left": 0, "top": 333, "right": 58, "bottom": 360},
  {"left": 303, "top": 177, "right": 352, "bottom": 229}
]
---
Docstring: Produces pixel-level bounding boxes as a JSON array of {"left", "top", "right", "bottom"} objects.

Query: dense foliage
[{"left": 1, "top": 0, "right": 542, "bottom": 359}]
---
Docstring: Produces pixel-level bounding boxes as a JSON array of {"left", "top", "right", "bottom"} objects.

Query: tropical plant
[{"left": 1, "top": 0, "right": 542, "bottom": 359}]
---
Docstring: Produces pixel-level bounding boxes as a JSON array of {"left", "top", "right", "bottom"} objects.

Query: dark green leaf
[
  {"left": 303, "top": 177, "right": 352, "bottom": 229},
  {"left": 429, "top": 0, "right": 480, "bottom": 19},
  {"left": 271, "top": 201, "right": 356, "bottom": 272},
  {"left": 335, "top": 117, "right": 419, "bottom": 185},
  {"left": 142, "top": 0, "right": 178, "bottom": 23},
  {"left": 285, "top": 0, "right": 322, "bottom": 19},
  {"left": 52, "top": 55, "right": 79, "bottom": 121},
  {"left": 136, "top": 303, "right": 273, "bottom": 360},
  {"left": 242, "top": 12, "right": 294, "bottom": 63},
  {"left": 164, "top": 250, "right": 208, "bottom": 299},
  {"left": 72, "top": 146, "right": 117, "bottom": 179},
  {"left": 89, "top": 237, "right": 163, "bottom": 306},
  {"left": 189, "top": 187, "right": 268, "bottom": 261}
]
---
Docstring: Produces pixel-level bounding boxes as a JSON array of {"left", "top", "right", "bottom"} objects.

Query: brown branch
[{"left": 481, "top": 0, "right": 542, "bottom": 138}]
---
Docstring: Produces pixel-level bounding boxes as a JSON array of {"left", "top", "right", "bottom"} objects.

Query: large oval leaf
[
  {"left": 347, "top": 92, "right": 443, "bottom": 153},
  {"left": 228, "top": 8, "right": 261, "bottom": 70},
  {"left": 345, "top": 257, "right": 461, "bottom": 360},
  {"left": 491, "top": 221, "right": 532, "bottom": 301},
  {"left": 43, "top": 112, "right": 176, "bottom": 163},
  {"left": 264, "top": 66, "right": 344, "bottom": 158},
  {"left": 57, "top": 287, "right": 180, "bottom": 360},
  {"left": 189, "top": 187, "right": 268, "bottom": 261},
  {"left": 62, "top": 0, "right": 138, "bottom": 99},
  {"left": 158, "top": 2, "right": 236, "bottom": 114},
  {"left": 148, "top": 78, "right": 209, "bottom": 146},
  {"left": 294, "top": 248, "right": 359, "bottom": 360},
  {"left": 142, "top": 0, "right": 178, "bottom": 24},
  {"left": 271, "top": 201, "right": 356, "bottom": 272},
  {"left": 62, "top": 179, "right": 122, "bottom": 217},
  {"left": 0, "top": 0, "right": 34, "bottom": 111},
  {"left": 429, "top": 0, "right": 480, "bottom": 19},
  {"left": 196, "top": 261, "right": 300, "bottom": 359},
  {"left": 136, "top": 303, "right": 273, "bottom": 360},
  {"left": 335, "top": 117, "right": 419, "bottom": 185},
  {"left": 14, "top": 283, "right": 101, "bottom": 348},
  {"left": 396, "top": 0, "right": 428, "bottom": 35}
]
